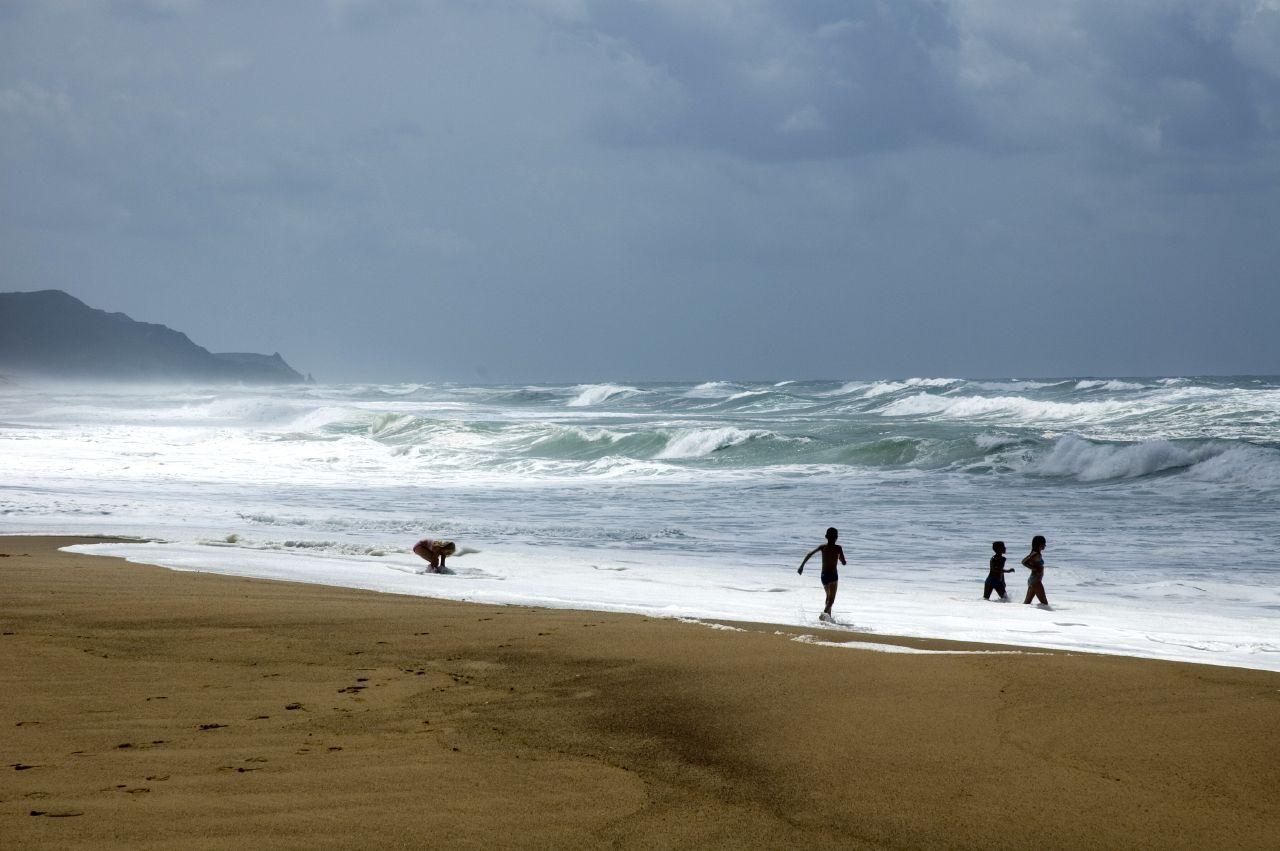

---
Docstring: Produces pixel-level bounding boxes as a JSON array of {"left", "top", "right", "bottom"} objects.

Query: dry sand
[{"left": 2, "top": 536, "right": 1278, "bottom": 849}]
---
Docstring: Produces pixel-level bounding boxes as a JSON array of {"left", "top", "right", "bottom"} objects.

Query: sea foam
[{"left": 5, "top": 376, "right": 1278, "bottom": 671}]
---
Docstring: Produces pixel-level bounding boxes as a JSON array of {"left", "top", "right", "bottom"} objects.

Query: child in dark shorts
[
  {"left": 799, "top": 527, "right": 846, "bottom": 621},
  {"left": 984, "top": 540, "right": 1013, "bottom": 600}
]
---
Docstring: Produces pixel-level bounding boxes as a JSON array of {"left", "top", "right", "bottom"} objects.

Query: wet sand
[{"left": 2, "top": 536, "right": 1278, "bottom": 849}]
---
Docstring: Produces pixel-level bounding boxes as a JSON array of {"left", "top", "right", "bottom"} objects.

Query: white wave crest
[
  {"left": 656, "top": 427, "right": 767, "bottom": 459},
  {"left": 367, "top": 412, "right": 420, "bottom": 437},
  {"left": 1183, "top": 445, "right": 1280, "bottom": 487},
  {"left": 820, "top": 381, "right": 871, "bottom": 396},
  {"left": 529, "top": 425, "right": 624, "bottom": 447},
  {"left": 971, "top": 380, "right": 1058, "bottom": 391},
  {"left": 857, "top": 378, "right": 964, "bottom": 399},
  {"left": 975, "top": 432, "right": 1020, "bottom": 450},
  {"left": 198, "top": 398, "right": 311, "bottom": 424},
  {"left": 684, "top": 381, "right": 740, "bottom": 398},
  {"left": 376, "top": 384, "right": 428, "bottom": 396},
  {"left": 879, "top": 393, "right": 1133, "bottom": 421},
  {"left": 1031, "top": 435, "right": 1280, "bottom": 484},
  {"left": 1075, "top": 379, "right": 1146, "bottom": 391},
  {"left": 566, "top": 384, "right": 639, "bottom": 407},
  {"left": 286, "top": 406, "right": 361, "bottom": 432}
]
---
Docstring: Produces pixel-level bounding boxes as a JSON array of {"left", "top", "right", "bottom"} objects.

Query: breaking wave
[
  {"left": 567, "top": 384, "right": 640, "bottom": 407},
  {"left": 877, "top": 393, "right": 1136, "bottom": 422},
  {"left": 1031, "top": 435, "right": 1280, "bottom": 485},
  {"left": 1075, "top": 379, "right": 1147, "bottom": 391},
  {"left": 9, "top": 376, "right": 1276, "bottom": 488},
  {"left": 655, "top": 427, "right": 772, "bottom": 459}
]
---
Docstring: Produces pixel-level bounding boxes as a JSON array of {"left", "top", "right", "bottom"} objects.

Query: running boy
[
  {"left": 798, "top": 527, "right": 846, "bottom": 621},
  {"left": 984, "top": 540, "right": 1013, "bottom": 600}
]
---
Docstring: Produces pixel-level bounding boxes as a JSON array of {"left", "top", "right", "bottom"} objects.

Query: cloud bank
[{"left": 2, "top": 1, "right": 1277, "bottom": 380}]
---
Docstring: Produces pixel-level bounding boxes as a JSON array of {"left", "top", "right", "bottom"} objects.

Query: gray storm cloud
[{"left": 2, "top": 0, "right": 1277, "bottom": 380}]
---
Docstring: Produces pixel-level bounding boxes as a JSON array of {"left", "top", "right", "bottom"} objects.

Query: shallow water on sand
[{"left": 3, "top": 377, "right": 1278, "bottom": 669}]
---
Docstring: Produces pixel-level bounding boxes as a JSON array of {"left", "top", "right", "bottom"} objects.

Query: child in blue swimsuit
[{"left": 798, "top": 527, "right": 846, "bottom": 621}]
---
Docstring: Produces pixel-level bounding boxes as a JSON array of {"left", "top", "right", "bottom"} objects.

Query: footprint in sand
[{"left": 30, "top": 810, "right": 83, "bottom": 818}]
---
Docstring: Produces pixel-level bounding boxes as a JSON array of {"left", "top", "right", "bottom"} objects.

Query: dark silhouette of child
[
  {"left": 799, "top": 527, "right": 846, "bottom": 621},
  {"left": 984, "top": 540, "right": 1013, "bottom": 600}
]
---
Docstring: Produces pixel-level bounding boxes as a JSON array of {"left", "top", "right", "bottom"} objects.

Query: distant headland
[{"left": 0, "top": 290, "right": 309, "bottom": 384}]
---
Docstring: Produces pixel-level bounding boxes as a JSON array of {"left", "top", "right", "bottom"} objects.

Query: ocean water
[{"left": 2, "top": 377, "right": 1278, "bottom": 670}]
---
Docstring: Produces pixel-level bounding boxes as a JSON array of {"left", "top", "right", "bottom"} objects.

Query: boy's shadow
[{"left": 813, "top": 614, "right": 872, "bottom": 632}]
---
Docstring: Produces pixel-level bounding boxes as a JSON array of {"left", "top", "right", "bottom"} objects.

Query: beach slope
[{"left": 2, "top": 537, "right": 1277, "bottom": 849}]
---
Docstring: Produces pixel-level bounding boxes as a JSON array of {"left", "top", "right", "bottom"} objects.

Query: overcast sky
[{"left": 2, "top": 0, "right": 1278, "bottom": 382}]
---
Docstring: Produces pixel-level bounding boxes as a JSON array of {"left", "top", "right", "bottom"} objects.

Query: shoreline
[
  {"left": 3, "top": 536, "right": 1279, "bottom": 848},
  {"left": 48, "top": 535, "right": 1060, "bottom": 659},
  {"left": 46, "top": 534, "right": 1280, "bottom": 673}
]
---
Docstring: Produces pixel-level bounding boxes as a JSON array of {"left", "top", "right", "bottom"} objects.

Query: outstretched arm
[{"left": 798, "top": 547, "right": 821, "bottom": 574}]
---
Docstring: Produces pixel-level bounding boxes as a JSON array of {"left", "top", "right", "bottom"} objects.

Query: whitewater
[{"left": 2, "top": 376, "right": 1277, "bottom": 670}]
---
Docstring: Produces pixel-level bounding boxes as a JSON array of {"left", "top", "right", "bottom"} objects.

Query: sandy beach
[{"left": 2, "top": 536, "right": 1278, "bottom": 849}]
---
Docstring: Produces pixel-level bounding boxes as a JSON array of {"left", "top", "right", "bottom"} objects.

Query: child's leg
[
  {"left": 412, "top": 542, "right": 439, "bottom": 571},
  {"left": 823, "top": 581, "right": 837, "bottom": 615},
  {"left": 1035, "top": 585, "right": 1048, "bottom": 605},
  {"left": 983, "top": 578, "right": 993, "bottom": 600},
  {"left": 1023, "top": 584, "right": 1035, "bottom": 604}
]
